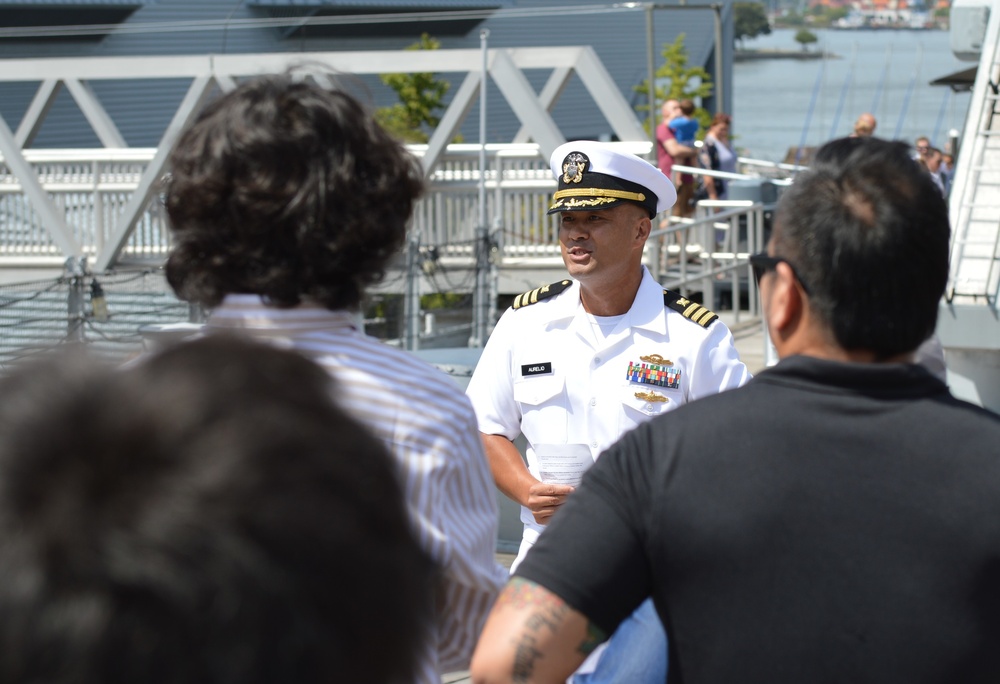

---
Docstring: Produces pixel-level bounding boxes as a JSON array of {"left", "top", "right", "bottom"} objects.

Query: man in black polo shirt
[{"left": 470, "top": 137, "right": 1000, "bottom": 684}]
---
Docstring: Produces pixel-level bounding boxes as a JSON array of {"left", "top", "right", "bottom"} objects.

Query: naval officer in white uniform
[{"left": 466, "top": 140, "right": 750, "bottom": 683}]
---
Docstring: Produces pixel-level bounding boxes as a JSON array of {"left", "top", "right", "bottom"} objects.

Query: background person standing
[
  {"left": 656, "top": 99, "right": 698, "bottom": 219},
  {"left": 698, "top": 112, "right": 737, "bottom": 202},
  {"left": 851, "top": 111, "right": 877, "bottom": 137}
]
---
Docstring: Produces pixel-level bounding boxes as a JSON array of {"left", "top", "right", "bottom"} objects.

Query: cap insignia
[{"left": 562, "top": 152, "right": 589, "bottom": 184}]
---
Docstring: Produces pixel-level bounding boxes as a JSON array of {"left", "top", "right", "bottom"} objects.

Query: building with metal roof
[{"left": 0, "top": 1, "right": 735, "bottom": 148}]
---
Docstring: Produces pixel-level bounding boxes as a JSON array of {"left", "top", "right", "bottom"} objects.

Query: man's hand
[
  {"left": 481, "top": 435, "right": 576, "bottom": 524},
  {"left": 526, "top": 482, "right": 574, "bottom": 525}
]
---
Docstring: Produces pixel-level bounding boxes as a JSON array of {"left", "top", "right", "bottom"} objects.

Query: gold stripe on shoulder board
[
  {"left": 512, "top": 279, "right": 573, "bottom": 310},
  {"left": 662, "top": 289, "right": 719, "bottom": 328}
]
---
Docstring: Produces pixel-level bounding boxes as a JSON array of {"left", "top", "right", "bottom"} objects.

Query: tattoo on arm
[
  {"left": 512, "top": 634, "right": 542, "bottom": 683},
  {"left": 500, "top": 578, "right": 607, "bottom": 681},
  {"left": 578, "top": 621, "right": 607, "bottom": 656},
  {"left": 504, "top": 578, "right": 569, "bottom": 681}
]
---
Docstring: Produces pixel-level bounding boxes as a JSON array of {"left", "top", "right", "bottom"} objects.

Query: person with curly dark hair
[
  {"left": 164, "top": 72, "right": 507, "bottom": 683},
  {"left": 0, "top": 336, "right": 433, "bottom": 684},
  {"left": 165, "top": 73, "right": 422, "bottom": 311}
]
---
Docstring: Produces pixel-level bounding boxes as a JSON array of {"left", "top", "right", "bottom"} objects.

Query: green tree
[
  {"left": 634, "top": 34, "right": 713, "bottom": 136},
  {"left": 825, "top": 7, "right": 849, "bottom": 22},
  {"left": 776, "top": 10, "right": 806, "bottom": 27},
  {"left": 733, "top": 2, "right": 771, "bottom": 47},
  {"left": 794, "top": 28, "right": 818, "bottom": 51},
  {"left": 375, "top": 34, "right": 451, "bottom": 143}
]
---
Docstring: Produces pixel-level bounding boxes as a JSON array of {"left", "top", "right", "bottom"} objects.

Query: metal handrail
[
  {"left": 648, "top": 201, "right": 770, "bottom": 322},
  {"left": 1, "top": 145, "right": 783, "bottom": 282}
]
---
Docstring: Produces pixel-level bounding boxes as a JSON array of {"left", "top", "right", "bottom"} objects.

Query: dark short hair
[
  {"left": 679, "top": 99, "right": 695, "bottom": 116},
  {"left": 809, "top": 135, "right": 865, "bottom": 167},
  {"left": 776, "top": 136, "right": 950, "bottom": 357},
  {"left": 0, "top": 337, "right": 434, "bottom": 684},
  {"left": 165, "top": 72, "right": 425, "bottom": 311}
]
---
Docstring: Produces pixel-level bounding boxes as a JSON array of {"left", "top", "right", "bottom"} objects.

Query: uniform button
[
  {"left": 644, "top": 403, "right": 653, "bottom": 411},
  {"left": 594, "top": 357, "right": 601, "bottom": 365},
  {"left": 591, "top": 441, "right": 598, "bottom": 448},
  {"left": 590, "top": 398, "right": 597, "bottom": 407}
]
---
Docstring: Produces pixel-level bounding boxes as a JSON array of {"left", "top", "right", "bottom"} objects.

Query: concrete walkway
[{"left": 727, "top": 314, "right": 772, "bottom": 375}]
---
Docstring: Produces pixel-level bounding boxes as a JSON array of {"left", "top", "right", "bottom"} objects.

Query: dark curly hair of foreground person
[
  {"left": 0, "top": 336, "right": 434, "bottom": 684},
  {"left": 164, "top": 72, "right": 425, "bottom": 311}
]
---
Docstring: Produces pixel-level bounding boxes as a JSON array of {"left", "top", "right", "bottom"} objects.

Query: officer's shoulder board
[
  {"left": 512, "top": 280, "right": 572, "bottom": 310},
  {"left": 663, "top": 289, "right": 719, "bottom": 328}
]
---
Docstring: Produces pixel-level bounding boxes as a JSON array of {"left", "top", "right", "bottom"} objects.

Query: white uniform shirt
[
  {"left": 467, "top": 267, "right": 751, "bottom": 563},
  {"left": 205, "top": 295, "right": 507, "bottom": 683}
]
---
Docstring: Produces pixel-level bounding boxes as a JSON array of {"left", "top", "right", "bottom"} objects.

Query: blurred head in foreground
[{"left": 0, "top": 336, "right": 433, "bottom": 684}]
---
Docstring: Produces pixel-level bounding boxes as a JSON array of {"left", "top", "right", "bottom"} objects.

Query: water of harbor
[{"left": 733, "top": 27, "right": 973, "bottom": 162}]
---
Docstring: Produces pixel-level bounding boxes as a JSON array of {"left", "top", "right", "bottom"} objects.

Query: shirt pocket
[
  {"left": 513, "top": 374, "right": 568, "bottom": 444},
  {"left": 619, "top": 384, "right": 675, "bottom": 431}
]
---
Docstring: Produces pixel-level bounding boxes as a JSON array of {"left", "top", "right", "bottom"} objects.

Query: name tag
[{"left": 521, "top": 362, "right": 553, "bottom": 377}]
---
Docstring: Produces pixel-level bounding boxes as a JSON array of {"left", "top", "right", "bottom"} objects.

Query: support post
[
  {"left": 403, "top": 232, "right": 421, "bottom": 351},
  {"left": 470, "top": 28, "right": 491, "bottom": 348},
  {"left": 646, "top": 4, "right": 657, "bottom": 147},
  {"left": 188, "top": 302, "right": 205, "bottom": 324},
  {"left": 713, "top": 4, "right": 725, "bottom": 114},
  {"left": 66, "top": 257, "right": 86, "bottom": 344}
]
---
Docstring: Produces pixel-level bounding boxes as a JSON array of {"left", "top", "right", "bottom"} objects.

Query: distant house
[{"left": 0, "top": 0, "right": 735, "bottom": 148}]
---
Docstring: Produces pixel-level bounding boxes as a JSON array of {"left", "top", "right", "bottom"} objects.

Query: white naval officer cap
[{"left": 547, "top": 140, "right": 677, "bottom": 218}]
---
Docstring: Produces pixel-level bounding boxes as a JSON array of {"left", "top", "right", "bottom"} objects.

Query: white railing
[
  {"left": 649, "top": 200, "right": 772, "bottom": 322},
  {"left": 0, "top": 145, "right": 783, "bottom": 374},
  {"left": 0, "top": 145, "right": 788, "bottom": 296},
  {"left": 0, "top": 149, "right": 166, "bottom": 263}
]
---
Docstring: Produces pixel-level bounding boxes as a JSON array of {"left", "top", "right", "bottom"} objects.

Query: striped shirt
[{"left": 206, "top": 295, "right": 507, "bottom": 682}]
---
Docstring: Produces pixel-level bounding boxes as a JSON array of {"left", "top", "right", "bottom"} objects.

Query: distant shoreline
[
  {"left": 735, "top": 49, "right": 837, "bottom": 61},
  {"left": 771, "top": 22, "right": 945, "bottom": 32}
]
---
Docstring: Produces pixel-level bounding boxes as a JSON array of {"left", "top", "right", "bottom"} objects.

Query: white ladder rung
[{"left": 951, "top": 238, "right": 1000, "bottom": 245}]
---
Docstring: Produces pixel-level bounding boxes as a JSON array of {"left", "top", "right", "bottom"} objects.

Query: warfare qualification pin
[{"left": 562, "top": 152, "right": 589, "bottom": 184}]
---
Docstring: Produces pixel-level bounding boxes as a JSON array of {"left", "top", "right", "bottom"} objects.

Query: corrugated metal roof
[
  {"left": 0, "top": 0, "right": 729, "bottom": 147},
  {"left": 0, "top": 1, "right": 147, "bottom": 5},
  {"left": 248, "top": 0, "right": 511, "bottom": 7}
]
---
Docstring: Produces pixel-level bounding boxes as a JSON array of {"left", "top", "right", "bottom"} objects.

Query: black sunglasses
[{"left": 749, "top": 252, "right": 811, "bottom": 295}]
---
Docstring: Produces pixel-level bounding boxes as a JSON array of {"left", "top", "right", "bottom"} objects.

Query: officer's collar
[{"left": 543, "top": 268, "right": 666, "bottom": 335}]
